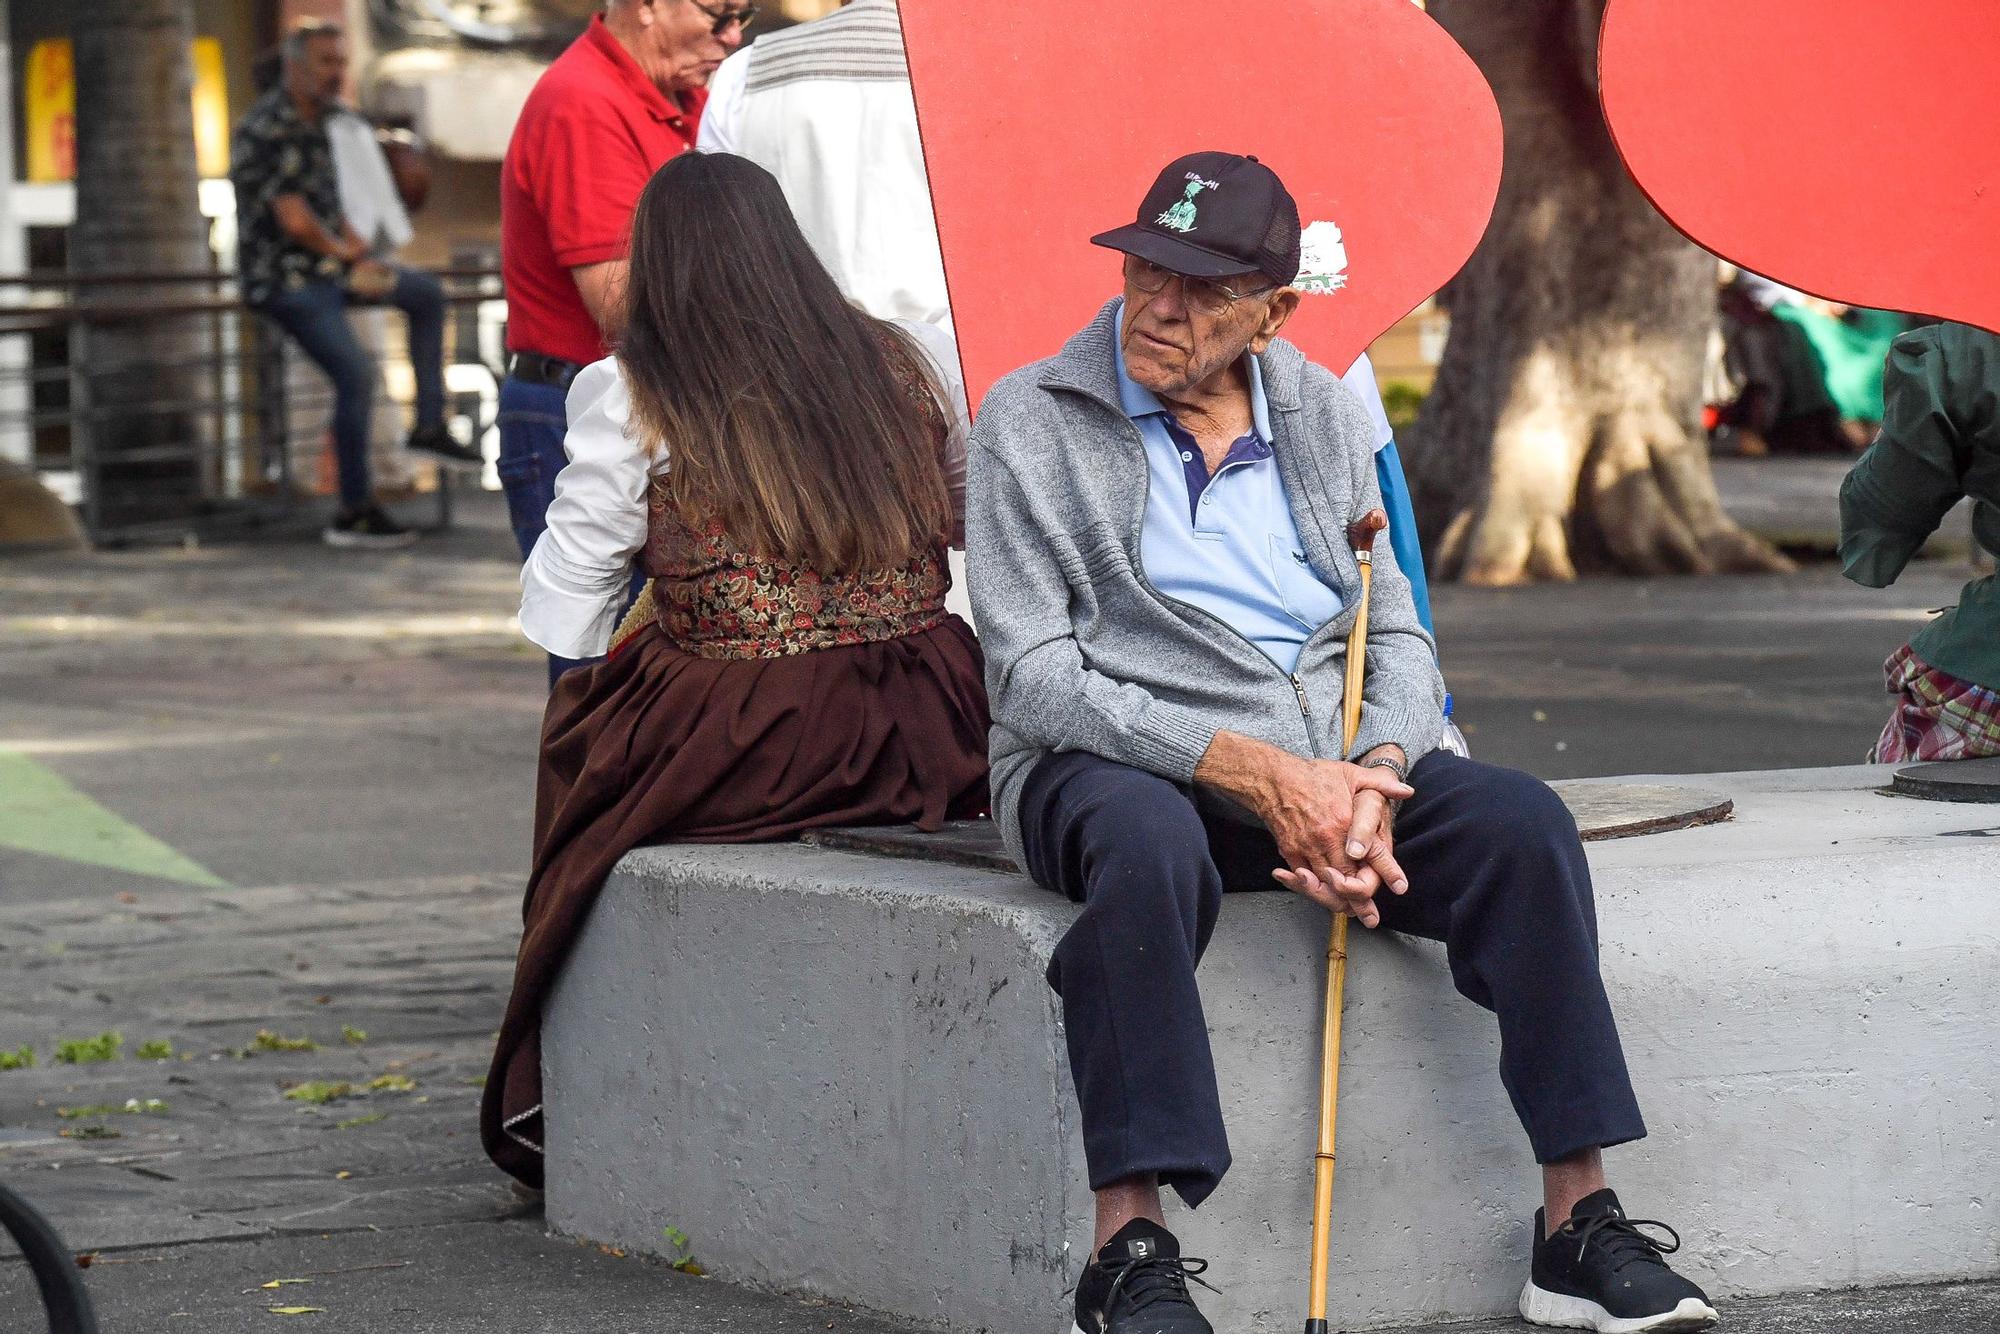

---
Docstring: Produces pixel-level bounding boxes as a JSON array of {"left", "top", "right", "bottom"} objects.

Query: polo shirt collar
[
  {"left": 1110, "top": 299, "right": 1274, "bottom": 444},
  {"left": 583, "top": 13, "right": 687, "bottom": 125}
]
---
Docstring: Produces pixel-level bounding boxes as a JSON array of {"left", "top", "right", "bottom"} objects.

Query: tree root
[{"left": 1437, "top": 415, "right": 1793, "bottom": 585}]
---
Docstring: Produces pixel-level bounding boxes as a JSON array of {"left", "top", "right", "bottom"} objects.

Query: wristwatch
[{"left": 1362, "top": 755, "right": 1409, "bottom": 782}]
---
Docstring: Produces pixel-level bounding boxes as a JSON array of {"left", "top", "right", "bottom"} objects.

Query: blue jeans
[
  {"left": 258, "top": 270, "right": 446, "bottom": 510},
  {"left": 498, "top": 374, "right": 634, "bottom": 686}
]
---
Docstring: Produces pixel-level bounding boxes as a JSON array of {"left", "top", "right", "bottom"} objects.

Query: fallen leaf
[
  {"left": 74, "top": 1253, "right": 97, "bottom": 1269},
  {"left": 115, "top": 893, "right": 138, "bottom": 905},
  {"left": 334, "top": 1170, "right": 352, "bottom": 1180},
  {"left": 261, "top": 1280, "right": 312, "bottom": 1289},
  {"left": 366, "top": 1074, "right": 415, "bottom": 1093},
  {"left": 267, "top": 1306, "right": 324, "bottom": 1316}
]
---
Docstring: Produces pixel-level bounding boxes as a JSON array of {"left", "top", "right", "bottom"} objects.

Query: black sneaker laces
[
  {"left": 1565, "top": 1211, "right": 1683, "bottom": 1276},
  {"left": 1073, "top": 1253, "right": 1221, "bottom": 1320}
]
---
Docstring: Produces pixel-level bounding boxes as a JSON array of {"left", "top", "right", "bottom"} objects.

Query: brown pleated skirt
[{"left": 480, "top": 616, "right": 991, "bottom": 1186}]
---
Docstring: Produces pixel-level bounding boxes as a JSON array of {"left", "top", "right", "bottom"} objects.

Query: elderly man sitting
[{"left": 966, "top": 153, "right": 1716, "bottom": 1334}]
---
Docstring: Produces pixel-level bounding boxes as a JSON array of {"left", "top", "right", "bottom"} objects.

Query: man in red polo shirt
[{"left": 498, "top": 0, "right": 750, "bottom": 681}]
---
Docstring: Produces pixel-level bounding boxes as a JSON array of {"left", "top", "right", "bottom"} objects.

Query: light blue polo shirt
[{"left": 1117, "top": 321, "right": 1344, "bottom": 673}]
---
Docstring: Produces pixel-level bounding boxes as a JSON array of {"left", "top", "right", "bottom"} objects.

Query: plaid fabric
[{"left": 1871, "top": 643, "right": 2000, "bottom": 763}]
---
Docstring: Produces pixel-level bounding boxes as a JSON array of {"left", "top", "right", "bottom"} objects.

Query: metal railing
[{"left": 0, "top": 266, "right": 506, "bottom": 546}]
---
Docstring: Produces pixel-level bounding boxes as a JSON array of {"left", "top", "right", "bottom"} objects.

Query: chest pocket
[{"left": 1268, "top": 534, "right": 1342, "bottom": 631}]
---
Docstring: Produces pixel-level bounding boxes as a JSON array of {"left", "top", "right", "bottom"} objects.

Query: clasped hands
[{"left": 1194, "top": 731, "right": 1414, "bottom": 928}]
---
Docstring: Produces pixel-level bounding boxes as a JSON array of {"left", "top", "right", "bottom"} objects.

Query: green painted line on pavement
[{"left": 0, "top": 751, "right": 229, "bottom": 888}]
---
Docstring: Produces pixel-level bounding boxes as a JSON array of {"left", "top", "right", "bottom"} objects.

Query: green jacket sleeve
[{"left": 1838, "top": 327, "right": 1966, "bottom": 588}]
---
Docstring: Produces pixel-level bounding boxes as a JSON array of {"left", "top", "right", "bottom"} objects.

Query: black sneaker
[
  {"left": 406, "top": 424, "right": 484, "bottom": 471},
  {"left": 323, "top": 504, "right": 417, "bottom": 550},
  {"left": 1522, "top": 1189, "right": 1718, "bottom": 1332},
  {"left": 1071, "top": 1219, "right": 1216, "bottom": 1334}
]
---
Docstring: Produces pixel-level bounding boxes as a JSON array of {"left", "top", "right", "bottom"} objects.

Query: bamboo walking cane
[{"left": 1305, "top": 508, "right": 1388, "bottom": 1334}]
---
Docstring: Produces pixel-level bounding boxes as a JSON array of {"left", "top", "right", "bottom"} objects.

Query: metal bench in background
[{"left": 0, "top": 266, "right": 504, "bottom": 547}]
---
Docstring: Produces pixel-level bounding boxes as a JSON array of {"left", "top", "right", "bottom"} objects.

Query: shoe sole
[
  {"left": 409, "top": 447, "right": 485, "bottom": 473},
  {"left": 323, "top": 528, "right": 418, "bottom": 550},
  {"left": 1520, "top": 1281, "right": 1718, "bottom": 1333}
]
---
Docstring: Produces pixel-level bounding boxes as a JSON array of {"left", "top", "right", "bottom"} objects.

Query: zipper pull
[{"left": 1291, "top": 673, "right": 1313, "bottom": 721}]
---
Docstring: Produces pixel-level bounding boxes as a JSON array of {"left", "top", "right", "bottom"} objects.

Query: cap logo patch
[
  {"left": 1296, "top": 219, "right": 1350, "bottom": 294},
  {"left": 1156, "top": 172, "right": 1219, "bottom": 234}
]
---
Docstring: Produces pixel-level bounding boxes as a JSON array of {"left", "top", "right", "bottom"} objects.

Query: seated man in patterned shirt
[{"left": 230, "top": 20, "right": 480, "bottom": 548}]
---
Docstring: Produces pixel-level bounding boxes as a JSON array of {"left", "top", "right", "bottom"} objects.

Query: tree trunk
[
  {"left": 1411, "top": 0, "right": 1790, "bottom": 584},
  {"left": 71, "top": 0, "right": 212, "bottom": 534}
]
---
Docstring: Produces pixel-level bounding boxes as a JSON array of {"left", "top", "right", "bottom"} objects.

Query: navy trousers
[{"left": 1016, "top": 749, "right": 1647, "bottom": 1208}]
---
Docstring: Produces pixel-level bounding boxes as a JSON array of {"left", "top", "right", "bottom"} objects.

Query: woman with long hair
[{"left": 481, "top": 152, "right": 990, "bottom": 1185}]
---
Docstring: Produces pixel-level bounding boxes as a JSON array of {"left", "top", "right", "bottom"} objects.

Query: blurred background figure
[
  {"left": 1712, "top": 264, "right": 1909, "bottom": 457},
  {"left": 697, "top": 0, "right": 950, "bottom": 329},
  {"left": 1343, "top": 348, "right": 1468, "bottom": 755},
  {"left": 232, "top": 20, "right": 480, "bottom": 550},
  {"left": 499, "top": 0, "right": 749, "bottom": 682},
  {"left": 1840, "top": 322, "right": 2000, "bottom": 763}
]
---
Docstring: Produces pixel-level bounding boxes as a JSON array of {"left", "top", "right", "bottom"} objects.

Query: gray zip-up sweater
[{"left": 967, "top": 299, "right": 1445, "bottom": 869}]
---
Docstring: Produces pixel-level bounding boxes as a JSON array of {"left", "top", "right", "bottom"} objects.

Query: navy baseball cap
[{"left": 1091, "top": 150, "right": 1303, "bottom": 286}]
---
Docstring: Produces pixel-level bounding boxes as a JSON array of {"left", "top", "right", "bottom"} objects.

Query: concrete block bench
[{"left": 542, "top": 766, "right": 2000, "bottom": 1332}]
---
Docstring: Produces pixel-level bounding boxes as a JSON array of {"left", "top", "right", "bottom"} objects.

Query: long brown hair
[{"left": 618, "top": 151, "right": 952, "bottom": 572}]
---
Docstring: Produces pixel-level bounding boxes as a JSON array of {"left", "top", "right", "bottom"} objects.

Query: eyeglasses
[
  {"left": 689, "top": 0, "right": 758, "bottom": 35},
  {"left": 1123, "top": 255, "right": 1273, "bottom": 317}
]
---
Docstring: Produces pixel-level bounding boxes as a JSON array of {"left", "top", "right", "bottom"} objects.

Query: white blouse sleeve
[
  {"left": 517, "top": 358, "right": 660, "bottom": 659},
  {"left": 892, "top": 318, "right": 970, "bottom": 549}
]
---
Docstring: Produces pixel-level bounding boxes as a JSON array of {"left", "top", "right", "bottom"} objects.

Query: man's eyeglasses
[
  {"left": 690, "top": 0, "right": 758, "bottom": 35},
  {"left": 1123, "top": 255, "right": 1273, "bottom": 318}
]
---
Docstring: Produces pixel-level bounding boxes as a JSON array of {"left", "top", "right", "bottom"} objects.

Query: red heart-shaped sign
[
  {"left": 1602, "top": 0, "right": 2000, "bottom": 334},
  {"left": 901, "top": 0, "right": 1503, "bottom": 407}
]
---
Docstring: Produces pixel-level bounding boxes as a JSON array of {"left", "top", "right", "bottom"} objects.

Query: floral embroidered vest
[{"left": 640, "top": 335, "right": 951, "bottom": 660}]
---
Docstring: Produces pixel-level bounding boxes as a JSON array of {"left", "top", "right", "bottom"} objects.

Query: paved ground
[
  {"left": 0, "top": 499, "right": 542, "bottom": 906},
  {"left": 2, "top": 486, "right": 1993, "bottom": 1331},
  {"left": 1711, "top": 454, "right": 1977, "bottom": 558},
  {"left": 0, "top": 872, "right": 909, "bottom": 1333},
  {"left": 1432, "top": 565, "right": 1957, "bottom": 779}
]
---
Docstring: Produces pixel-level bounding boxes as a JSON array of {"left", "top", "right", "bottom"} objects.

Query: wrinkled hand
[{"left": 1259, "top": 757, "right": 1410, "bottom": 928}]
